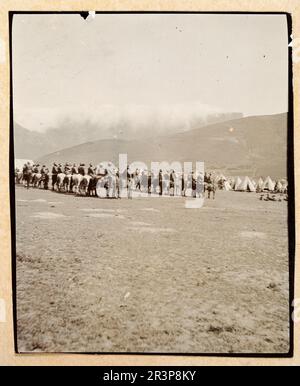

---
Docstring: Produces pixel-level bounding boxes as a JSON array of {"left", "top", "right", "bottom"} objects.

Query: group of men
[
  {"left": 51, "top": 162, "right": 95, "bottom": 191},
  {"left": 17, "top": 161, "right": 209, "bottom": 198}
]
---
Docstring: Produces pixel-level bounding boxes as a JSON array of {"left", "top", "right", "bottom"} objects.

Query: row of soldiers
[
  {"left": 51, "top": 162, "right": 95, "bottom": 176},
  {"left": 21, "top": 161, "right": 211, "bottom": 195}
]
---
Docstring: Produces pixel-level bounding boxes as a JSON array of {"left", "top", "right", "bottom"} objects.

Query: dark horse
[
  {"left": 204, "top": 181, "right": 217, "bottom": 199},
  {"left": 23, "top": 169, "right": 33, "bottom": 189}
]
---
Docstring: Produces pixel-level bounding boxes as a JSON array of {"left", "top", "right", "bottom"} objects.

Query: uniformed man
[
  {"left": 88, "top": 163, "right": 94, "bottom": 176},
  {"left": 52, "top": 163, "right": 58, "bottom": 190},
  {"left": 43, "top": 167, "right": 49, "bottom": 190},
  {"left": 159, "top": 169, "right": 163, "bottom": 196},
  {"left": 71, "top": 163, "right": 78, "bottom": 175},
  {"left": 64, "top": 163, "right": 71, "bottom": 174},
  {"left": 78, "top": 163, "right": 85, "bottom": 176}
]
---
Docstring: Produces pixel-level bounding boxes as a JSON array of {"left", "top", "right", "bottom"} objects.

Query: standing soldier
[
  {"left": 127, "top": 166, "right": 133, "bottom": 199},
  {"left": 43, "top": 166, "right": 50, "bottom": 190},
  {"left": 159, "top": 169, "right": 163, "bottom": 196},
  {"left": 170, "top": 169, "right": 175, "bottom": 196},
  {"left": 148, "top": 170, "right": 152, "bottom": 195},
  {"left": 52, "top": 162, "right": 58, "bottom": 191},
  {"left": 57, "top": 163, "right": 63, "bottom": 174}
]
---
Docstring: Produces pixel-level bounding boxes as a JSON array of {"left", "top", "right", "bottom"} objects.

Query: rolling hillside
[
  {"left": 37, "top": 113, "right": 288, "bottom": 178},
  {"left": 14, "top": 112, "right": 243, "bottom": 160}
]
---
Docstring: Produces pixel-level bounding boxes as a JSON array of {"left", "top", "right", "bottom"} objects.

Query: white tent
[
  {"left": 262, "top": 176, "right": 275, "bottom": 191},
  {"left": 15, "top": 159, "right": 34, "bottom": 170},
  {"left": 257, "top": 177, "right": 264, "bottom": 189},
  {"left": 233, "top": 176, "right": 242, "bottom": 191},
  {"left": 281, "top": 180, "right": 288, "bottom": 190},
  {"left": 236, "top": 176, "right": 256, "bottom": 192},
  {"left": 224, "top": 180, "right": 232, "bottom": 191}
]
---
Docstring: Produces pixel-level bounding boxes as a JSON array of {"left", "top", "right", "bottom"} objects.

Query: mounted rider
[
  {"left": 87, "top": 163, "right": 95, "bottom": 176},
  {"left": 64, "top": 163, "right": 72, "bottom": 175},
  {"left": 22, "top": 161, "right": 33, "bottom": 189},
  {"left": 57, "top": 163, "right": 63, "bottom": 174},
  {"left": 78, "top": 163, "right": 86, "bottom": 176},
  {"left": 33, "top": 164, "right": 39, "bottom": 174},
  {"left": 71, "top": 163, "right": 78, "bottom": 175},
  {"left": 41, "top": 165, "right": 49, "bottom": 189}
]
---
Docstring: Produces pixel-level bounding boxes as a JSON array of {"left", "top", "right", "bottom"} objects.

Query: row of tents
[{"left": 216, "top": 174, "right": 288, "bottom": 193}]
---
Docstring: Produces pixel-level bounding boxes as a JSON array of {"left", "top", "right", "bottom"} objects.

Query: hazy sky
[{"left": 12, "top": 13, "right": 289, "bottom": 132}]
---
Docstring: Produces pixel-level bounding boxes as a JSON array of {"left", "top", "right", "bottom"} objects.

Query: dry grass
[{"left": 15, "top": 186, "right": 290, "bottom": 353}]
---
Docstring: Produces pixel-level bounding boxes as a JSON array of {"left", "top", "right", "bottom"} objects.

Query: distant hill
[
  {"left": 14, "top": 112, "right": 243, "bottom": 160},
  {"left": 37, "top": 113, "right": 288, "bottom": 179}
]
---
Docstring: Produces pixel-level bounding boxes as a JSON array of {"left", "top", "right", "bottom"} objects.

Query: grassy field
[{"left": 15, "top": 186, "right": 290, "bottom": 353}]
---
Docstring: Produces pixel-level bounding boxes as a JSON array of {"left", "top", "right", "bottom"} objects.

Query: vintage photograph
[{"left": 12, "top": 13, "right": 292, "bottom": 353}]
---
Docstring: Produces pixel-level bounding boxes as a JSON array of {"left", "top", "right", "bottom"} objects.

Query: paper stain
[{"left": 141, "top": 208, "right": 160, "bottom": 213}]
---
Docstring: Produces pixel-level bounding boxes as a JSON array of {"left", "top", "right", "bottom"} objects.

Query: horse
[
  {"left": 22, "top": 168, "right": 33, "bottom": 189},
  {"left": 205, "top": 181, "right": 217, "bottom": 199},
  {"left": 71, "top": 174, "right": 83, "bottom": 195},
  {"left": 87, "top": 176, "right": 97, "bottom": 196},
  {"left": 32, "top": 173, "right": 43, "bottom": 188},
  {"left": 15, "top": 170, "right": 23, "bottom": 184},
  {"left": 79, "top": 175, "right": 92, "bottom": 196},
  {"left": 63, "top": 173, "right": 72, "bottom": 193},
  {"left": 56, "top": 173, "right": 66, "bottom": 192}
]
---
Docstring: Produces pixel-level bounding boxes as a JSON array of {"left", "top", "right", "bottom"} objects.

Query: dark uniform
[
  {"left": 52, "top": 164, "right": 58, "bottom": 190},
  {"left": 148, "top": 171, "right": 152, "bottom": 194},
  {"left": 170, "top": 170, "right": 175, "bottom": 196},
  {"left": 78, "top": 164, "right": 85, "bottom": 176},
  {"left": 23, "top": 163, "right": 33, "bottom": 189},
  {"left": 159, "top": 170, "right": 163, "bottom": 196},
  {"left": 43, "top": 167, "right": 49, "bottom": 190},
  {"left": 87, "top": 164, "right": 94, "bottom": 176},
  {"left": 71, "top": 164, "right": 78, "bottom": 175}
]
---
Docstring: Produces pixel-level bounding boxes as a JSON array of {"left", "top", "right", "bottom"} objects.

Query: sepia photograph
[{"left": 11, "top": 12, "right": 293, "bottom": 354}]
